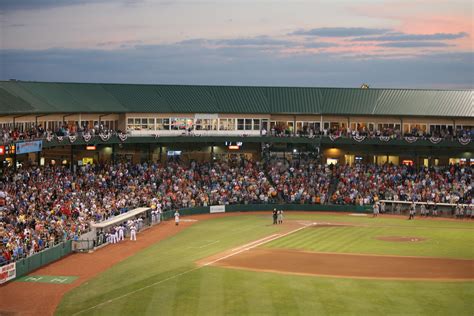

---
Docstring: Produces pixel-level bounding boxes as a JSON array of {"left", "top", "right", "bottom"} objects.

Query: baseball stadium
[{"left": 0, "top": 81, "right": 473, "bottom": 315}]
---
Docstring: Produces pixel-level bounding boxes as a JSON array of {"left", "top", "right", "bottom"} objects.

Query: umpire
[{"left": 272, "top": 208, "right": 278, "bottom": 224}]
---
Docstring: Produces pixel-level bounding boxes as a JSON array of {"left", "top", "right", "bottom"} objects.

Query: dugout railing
[{"left": 378, "top": 200, "right": 473, "bottom": 217}]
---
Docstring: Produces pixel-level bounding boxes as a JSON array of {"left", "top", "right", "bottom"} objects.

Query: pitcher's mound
[{"left": 376, "top": 236, "right": 426, "bottom": 242}]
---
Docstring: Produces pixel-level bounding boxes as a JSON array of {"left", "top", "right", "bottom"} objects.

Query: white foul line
[
  {"left": 72, "top": 223, "right": 312, "bottom": 315},
  {"left": 187, "top": 240, "right": 220, "bottom": 249},
  {"left": 230, "top": 234, "right": 280, "bottom": 252}
]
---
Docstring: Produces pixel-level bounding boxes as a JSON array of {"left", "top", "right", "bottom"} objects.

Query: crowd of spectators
[
  {"left": 267, "top": 124, "right": 472, "bottom": 140},
  {"left": 331, "top": 164, "right": 472, "bottom": 206},
  {"left": 0, "top": 122, "right": 120, "bottom": 145},
  {"left": 1, "top": 156, "right": 472, "bottom": 266},
  {"left": 0, "top": 156, "right": 328, "bottom": 264},
  {"left": 2, "top": 122, "right": 472, "bottom": 146}
]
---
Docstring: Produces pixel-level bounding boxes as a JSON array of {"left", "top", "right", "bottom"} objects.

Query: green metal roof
[{"left": 0, "top": 81, "right": 472, "bottom": 117}]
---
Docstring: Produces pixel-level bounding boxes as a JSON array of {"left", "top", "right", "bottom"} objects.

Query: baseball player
[
  {"left": 118, "top": 224, "right": 125, "bottom": 241},
  {"left": 432, "top": 203, "right": 438, "bottom": 217},
  {"left": 110, "top": 228, "right": 116, "bottom": 244},
  {"left": 420, "top": 204, "right": 426, "bottom": 217},
  {"left": 277, "top": 209, "right": 284, "bottom": 224},
  {"left": 372, "top": 202, "right": 379, "bottom": 217},
  {"left": 174, "top": 210, "right": 180, "bottom": 226},
  {"left": 130, "top": 223, "right": 137, "bottom": 241},
  {"left": 151, "top": 209, "right": 156, "bottom": 223},
  {"left": 114, "top": 225, "right": 119, "bottom": 243},
  {"left": 272, "top": 208, "right": 278, "bottom": 225},
  {"left": 408, "top": 202, "right": 416, "bottom": 220},
  {"left": 155, "top": 202, "right": 162, "bottom": 223}
]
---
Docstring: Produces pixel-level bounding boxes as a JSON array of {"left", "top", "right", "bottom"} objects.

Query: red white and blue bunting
[
  {"left": 56, "top": 136, "right": 64, "bottom": 142},
  {"left": 68, "top": 135, "right": 77, "bottom": 143},
  {"left": 83, "top": 133, "right": 92, "bottom": 142},
  {"left": 118, "top": 133, "right": 128, "bottom": 142},
  {"left": 352, "top": 135, "right": 366, "bottom": 142},
  {"left": 329, "top": 134, "right": 341, "bottom": 142},
  {"left": 46, "top": 134, "right": 54, "bottom": 142},
  {"left": 379, "top": 136, "right": 390, "bottom": 142},
  {"left": 404, "top": 136, "right": 418, "bottom": 143},
  {"left": 428, "top": 137, "right": 442, "bottom": 144},
  {"left": 458, "top": 137, "right": 471, "bottom": 146},
  {"left": 99, "top": 133, "right": 111, "bottom": 142}
]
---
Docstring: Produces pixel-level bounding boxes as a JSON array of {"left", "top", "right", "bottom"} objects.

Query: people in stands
[{"left": 0, "top": 156, "right": 471, "bottom": 265}]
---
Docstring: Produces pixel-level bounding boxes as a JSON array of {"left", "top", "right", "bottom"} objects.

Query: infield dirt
[
  {"left": 0, "top": 212, "right": 472, "bottom": 316},
  {"left": 210, "top": 248, "right": 474, "bottom": 281}
]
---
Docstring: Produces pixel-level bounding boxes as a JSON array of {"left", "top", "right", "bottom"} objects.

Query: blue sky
[{"left": 0, "top": 0, "right": 472, "bottom": 88}]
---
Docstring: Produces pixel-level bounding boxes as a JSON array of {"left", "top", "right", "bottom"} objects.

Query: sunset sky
[{"left": 1, "top": 0, "right": 472, "bottom": 88}]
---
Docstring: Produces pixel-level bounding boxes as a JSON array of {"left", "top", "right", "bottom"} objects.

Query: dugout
[{"left": 76, "top": 207, "right": 153, "bottom": 250}]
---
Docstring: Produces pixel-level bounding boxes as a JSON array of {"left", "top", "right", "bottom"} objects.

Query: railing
[
  {"left": 378, "top": 200, "right": 473, "bottom": 217},
  {"left": 4, "top": 128, "right": 472, "bottom": 146}
]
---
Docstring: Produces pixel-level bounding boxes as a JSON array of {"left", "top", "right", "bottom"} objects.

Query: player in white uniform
[
  {"left": 137, "top": 217, "right": 144, "bottom": 230},
  {"left": 130, "top": 224, "right": 137, "bottom": 241},
  {"left": 156, "top": 203, "right": 162, "bottom": 223},
  {"left": 114, "top": 226, "right": 120, "bottom": 243},
  {"left": 174, "top": 210, "right": 180, "bottom": 226},
  {"left": 118, "top": 225, "right": 125, "bottom": 241},
  {"left": 277, "top": 210, "right": 284, "bottom": 224},
  {"left": 373, "top": 202, "right": 379, "bottom": 217}
]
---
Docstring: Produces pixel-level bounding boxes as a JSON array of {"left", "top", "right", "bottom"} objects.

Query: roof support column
[
  {"left": 400, "top": 117, "right": 404, "bottom": 137},
  {"left": 35, "top": 114, "right": 48, "bottom": 127},
  {"left": 293, "top": 115, "right": 296, "bottom": 136},
  {"left": 99, "top": 114, "right": 110, "bottom": 131},
  {"left": 13, "top": 114, "right": 29, "bottom": 130}
]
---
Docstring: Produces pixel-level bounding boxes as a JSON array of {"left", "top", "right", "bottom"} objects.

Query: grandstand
[{"left": 0, "top": 80, "right": 472, "bottom": 167}]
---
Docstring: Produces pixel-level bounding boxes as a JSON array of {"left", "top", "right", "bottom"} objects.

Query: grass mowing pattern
[
  {"left": 264, "top": 225, "right": 474, "bottom": 259},
  {"left": 56, "top": 214, "right": 474, "bottom": 316}
]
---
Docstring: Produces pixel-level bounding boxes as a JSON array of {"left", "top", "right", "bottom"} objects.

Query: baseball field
[{"left": 1, "top": 212, "right": 473, "bottom": 315}]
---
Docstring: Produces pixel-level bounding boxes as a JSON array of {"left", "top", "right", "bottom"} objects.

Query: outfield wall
[
  {"left": 162, "top": 203, "right": 372, "bottom": 220},
  {"left": 14, "top": 240, "right": 73, "bottom": 279}
]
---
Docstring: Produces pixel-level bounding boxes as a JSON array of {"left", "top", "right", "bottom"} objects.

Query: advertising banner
[
  {"left": 210, "top": 205, "right": 226, "bottom": 213},
  {"left": 0, "top": 263, "right": 16, "bottom": 284},
  {"left": 15, "top": 140, "right": 43, "bottom": 154}
]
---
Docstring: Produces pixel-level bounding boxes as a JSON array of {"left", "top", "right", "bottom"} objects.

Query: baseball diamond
[{"left": 0, "top": 212, "right": 473, "bottom": 315}]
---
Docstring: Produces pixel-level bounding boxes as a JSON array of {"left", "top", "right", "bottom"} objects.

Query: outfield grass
[{"left": 56, "top": 213, "right": 474, "bottom": 316}]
